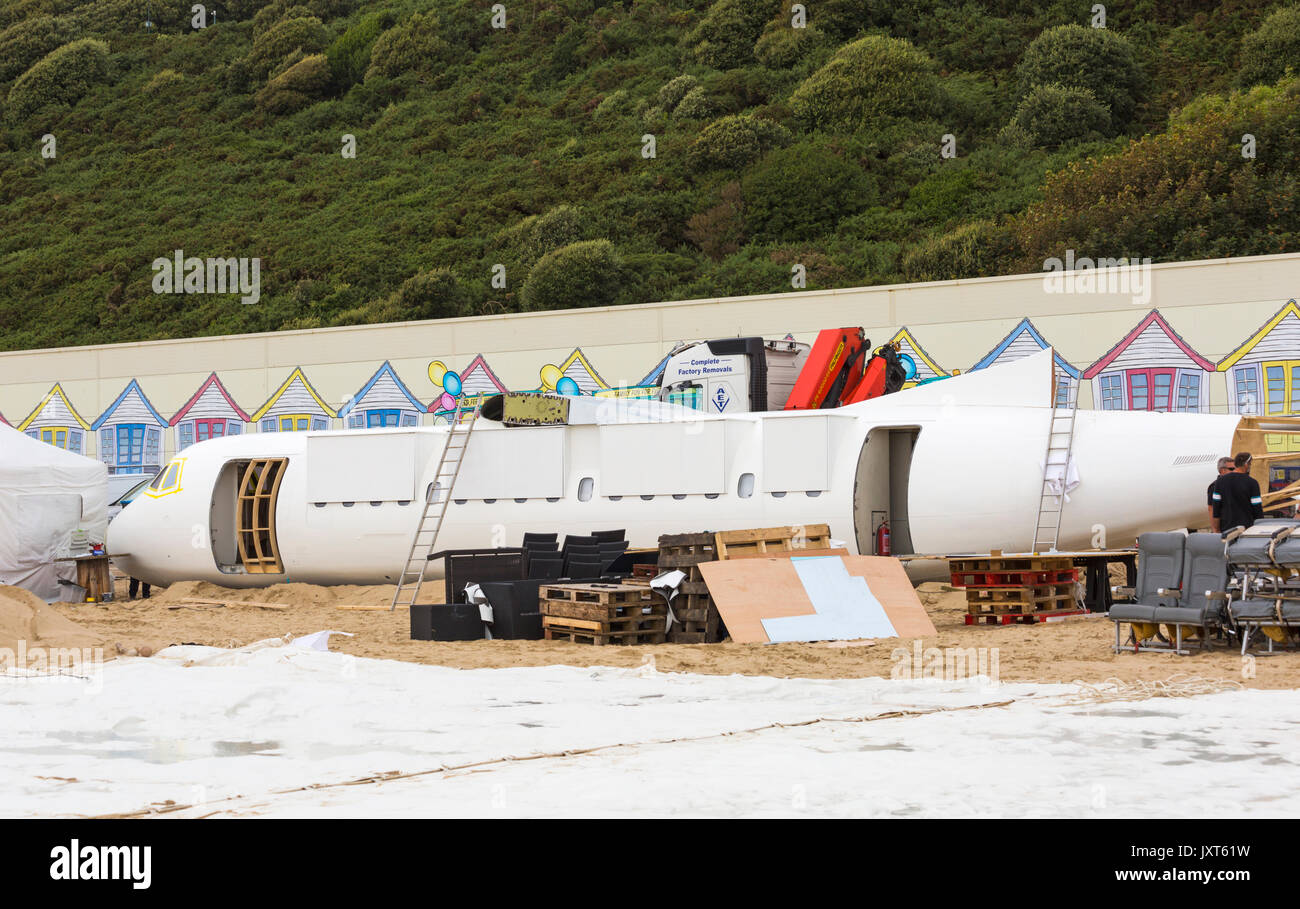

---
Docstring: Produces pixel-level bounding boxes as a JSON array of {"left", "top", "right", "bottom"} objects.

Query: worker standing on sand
[
  {"left": 1208, "top": 456, "right": 1233, "bottom": 531},
  {"left": 1212, "top": 452, "right": 1265, "bottom": 533}
]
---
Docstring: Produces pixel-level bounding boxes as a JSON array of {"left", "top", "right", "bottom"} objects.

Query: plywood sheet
[
  {"left": 699, "top": 555, "right": 934, "bottom": 644},
  {"left": 841, "top": 556, "right": 936, "bottom": 639},
  {"left": 697, "top": 558, "right": 815, "bottom": 644}
]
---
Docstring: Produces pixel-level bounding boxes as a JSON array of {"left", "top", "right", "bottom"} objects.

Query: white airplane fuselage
[{"left": 107, "top": 351, "right": 1240, "bottom": 587}]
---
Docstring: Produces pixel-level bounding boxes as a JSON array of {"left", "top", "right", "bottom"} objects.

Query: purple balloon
[{"left": 439, "top": 392, "right": 457, "bottom": 411}]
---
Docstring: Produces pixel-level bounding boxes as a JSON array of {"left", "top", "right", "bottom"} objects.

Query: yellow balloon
[
  {"left": 540, "top": 364, "right": 562, "bottom": 390},
  {"left": 428, "top": 360, "right": 447, "bottom": 385}
]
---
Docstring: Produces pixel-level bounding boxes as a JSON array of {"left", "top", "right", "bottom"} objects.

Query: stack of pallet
[
  {"left": 950, "top": 553, "right": 1081, "bottom": 625},
  {"left": 540, "top": 582, "right": 667, "bottom": 645},
  {"left": 657, "top": 524, "right": 834, "bottom": 643},
  {"left": 657, "top": 532, "right": 722, "bottom": 643}
]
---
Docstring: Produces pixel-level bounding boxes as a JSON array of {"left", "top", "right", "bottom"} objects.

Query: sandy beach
[{"left": 40, "top": 578, "right": 1299, "bottom": 689}]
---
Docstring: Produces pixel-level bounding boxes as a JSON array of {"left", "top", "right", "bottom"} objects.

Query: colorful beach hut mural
[
  {"left": 1083, "top": 310, "right": 1213, "bottom": 413},
  {"left": 549, "top": 348, "right": 609, "bottom": 394},
  {"left": 250, "top": 367, "right": 336, "bottom": 432},
  {"left": 888, "top": 328, "right": 948, "bottom": 388},
  {"left": 17, "top": 384, "right": 90, "bottom": 453},
  {"left": 339, "top": 361, "right": 424, "bottom": 429},
  {"left": 971, "top": 318, "right": 1080, "bottom": 406},
  {"left": 171, "top": 373, "right": 250, "bottom": 449},
  {"left": 1217, "top": 299, "right": 1300, "bottom": 416},
  {"left": 91, "top": 380, "right": 168, "bottom": 475}
]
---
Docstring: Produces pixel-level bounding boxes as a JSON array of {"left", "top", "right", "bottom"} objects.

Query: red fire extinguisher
[{"left": 875, "top": 519, "right": 891, "bottom": 556}]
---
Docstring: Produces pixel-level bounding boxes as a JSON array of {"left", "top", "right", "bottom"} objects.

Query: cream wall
[{"left": 1, "top": 252, "right": 1297, "bottom": 463}]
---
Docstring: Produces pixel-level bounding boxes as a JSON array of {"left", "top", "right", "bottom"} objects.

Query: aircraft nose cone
[{"left": 106, "top": 502, "right": 145, "bottom": 580}]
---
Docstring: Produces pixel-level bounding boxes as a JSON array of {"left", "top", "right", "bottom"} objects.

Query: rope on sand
[
  {"left": 1066, "top": 673, "right": 1244, "bottom": 704},
  {"left": 91, "top": 697, "right": 1018, "bottom": 818}
]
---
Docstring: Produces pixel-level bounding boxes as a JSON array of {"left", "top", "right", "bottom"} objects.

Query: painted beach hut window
[
  {"left": 339, "top": 361, "right": 424, "bottom": 429},
  {"left": 17, "top": 384, "right": 90, "bottom": 454},
  {"left": 250, "top": 367, "right": 337, "bottom": 432},
  {"left": 1083, "top": 310, "right": 1212, "bottom": 413},
  {"left": 91, "top": 380, "right": 167, "bottom": 475},
  {"left": 172, "top": 373, "right": 250, "bottom": 450},
  {"left": 1218, "top": 301, "right": 1300, "bottom": 416}
]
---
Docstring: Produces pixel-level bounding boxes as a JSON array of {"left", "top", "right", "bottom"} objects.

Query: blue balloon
[
  {"left": 556, "top": 377, "right": 580, "bottom": 396},
  {"left": 898, "top": 354, "right": 917, "bottom": 381},
  {"left": 443, "top": 371, "right": 462, "bottom": 396}
]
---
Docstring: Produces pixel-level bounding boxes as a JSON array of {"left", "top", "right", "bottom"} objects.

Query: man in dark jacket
[
  {"left": 1212, "top": 452, "right": 1265, "bottom": 533},
  {"left": 1208, "top": 456, "right": 1233, "bottom": 531}
]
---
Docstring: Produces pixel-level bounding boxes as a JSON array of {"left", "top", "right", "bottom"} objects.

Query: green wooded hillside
[{"left": 1, "top": 0, "right": 1297, "bottom": 351}]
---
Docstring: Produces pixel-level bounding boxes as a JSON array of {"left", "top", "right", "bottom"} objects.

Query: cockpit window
[{"left": 146, "top": 459, "right": 185, "bottom": 497}]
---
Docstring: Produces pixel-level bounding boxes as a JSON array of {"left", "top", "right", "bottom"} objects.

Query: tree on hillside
[
  {"left": 521, "top": 240, "right": 622, "bottom": 311},
  {"left": 1014, "top": 24, "right": 1141, "bottom": 131},
  {"left": 7, "top": 38, "right": 109, "bottom": 122},
  {"left": 789, "top": 35, "right": 941, "bottom": 132},
  {"left": 1237, "top": 4, "right": 1300, "bottom": 88}
]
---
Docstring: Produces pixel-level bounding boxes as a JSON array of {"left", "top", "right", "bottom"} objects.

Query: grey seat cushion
[
  {"left": 1110, "top": 604, "right": 1158, "bottom": 622},
  {"left": 1282, "top": 602, "right": 1300, "bottom": 622},
  {"left": 1152, "top": 604, "right": 1219, "bottom": 625},
  {"left": 1230, "top": 599, "right": 1279, "bottom": 621}
]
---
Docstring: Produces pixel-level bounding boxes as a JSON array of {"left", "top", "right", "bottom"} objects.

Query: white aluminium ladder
[
  {"left": 391, "top": 406, "right": 481, "bottom": 610},
  {"left": 1030, "top": 377, "right": 1078, "bottom": 554}
]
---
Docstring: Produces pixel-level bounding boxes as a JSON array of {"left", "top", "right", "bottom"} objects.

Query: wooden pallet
[
  {"left": 656, "top": 532, "right": 725, "bottom": 643},
  {"left": 949, "top": 555, "right": 1074, "bottom": 574},
  {"left": 965, "top": 609, "right": 1087, "bottom": 625},
  {"left": 713, "top": 524, "right": 832, "bottom": 559},
  {"left": 542, "top": 604, "right": 667, "bottom": 644},
  {"left": 951, "top": 568, "right": 1078, "bottom": 588},
  {"left": 540, "top": 598, "right": 663, "bottom": 623},
  {"left": 543, "top": 624, "right": 667, "bottom": 645},
  {"left": 540, "top": 582, "right": 645, "bottom": 607},
  {"left": 966, "top": 583, "right": 1078, "bottom": 615}
]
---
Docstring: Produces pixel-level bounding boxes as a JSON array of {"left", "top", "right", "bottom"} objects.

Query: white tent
[{"left": 0, "top": 422, "right": 108, "bottom": 601}]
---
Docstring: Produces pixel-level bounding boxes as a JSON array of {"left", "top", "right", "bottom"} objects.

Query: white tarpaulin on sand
[
  {"left": 1, "top": 643, "right": 1297, "bottom": 818},
  {"left": 0, "top": 423, "right": 108, "bottom": 601}
]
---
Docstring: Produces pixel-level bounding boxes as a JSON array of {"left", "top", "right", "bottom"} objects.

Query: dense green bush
[
  {"left": 256, "top": 52, "right": 329, "bottom": 113},
  {"left": 0, "top": 16, "right": 76, "bottom": 84},
  {"left": 655, "top": 74, "right": 700, "bottom": 113},
  {"left": 7, "top": 38, "right": 109, "bottom": 122},
  {"left": 902, "top": 219, "right": 1019, "bottom": 282},
  {"left": 521, "top": 240, "right": 622, "bottom": 311},
  {"left": 754, "top": 23, "right": 828, "bottom": 69},
  {"left": 326, "top": 10, "right": 393, "bottom": 89},
  {"left": 1237, "top": 5, "right": 1300, "bottom": 87},
  {"left": 673, "top": 86, "right": 715, "bottom": 119},
  {"left": 688, "top": 113, "right": 790, "bottom": 172},
  {"left": 1014, "top": 24, "right": 1141, "bottom": 131},
  {"left": 1001, "top": 83, "right": 1112, "bottom": 147},
  {"left": 688, "top": 0, "right": 781, "bottom": 69},
  {"left": 789, "top": 35, "right": 941, "bottom": 131},
  {"left": 366, "top": 11, "right": 450, "bottom": 81},
  {"left": 742, "top": 141, "right": 876, "bottom": 240},
  {"left": 250, "top": 15, "right": 326, "bottom": 77}
]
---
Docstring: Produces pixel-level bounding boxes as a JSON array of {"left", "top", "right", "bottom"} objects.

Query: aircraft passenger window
[
  {"left": 771, "top": 491, "right": 787, "bottom": 498},
  {"left": 454, "top": 499, "right": 467, "bottom": 505},
  {"left": 738, "top": 473, "right": 755, "bottom": 498},
  {"left": 514, "top": 498, "right": 527, "bottom": 503},
  {"left": 673, "top": 494, "right": 686, "bottom": 500},
  {"left": 484, "top": 498, "right": 496, "bottom": 504},
  {"left": 705, "top": 493, "right": 719, "bottom": 500},
  {"left": 342, "top": 502, "right": 354, "bottom": 507},
  {"left": 640, "top": 495, "right": 654, "bottom": 501},
  {"left": 313, "top": 502, "right": 326, "bottom": 508},
  {"left": 578, "top": 478, "right": 593, "bottom": 502},
  {"left": 546, "top": 497, "right": 560, "bottom": 503},
  {"left": 609, "top": 495, "right": 622, "bottom": 501},
  {"left": 370, "top": 501, "right": 382, "bottom": 507},
  {"left": 806, "top": 490, "right": 822, "bottom": 497}
]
